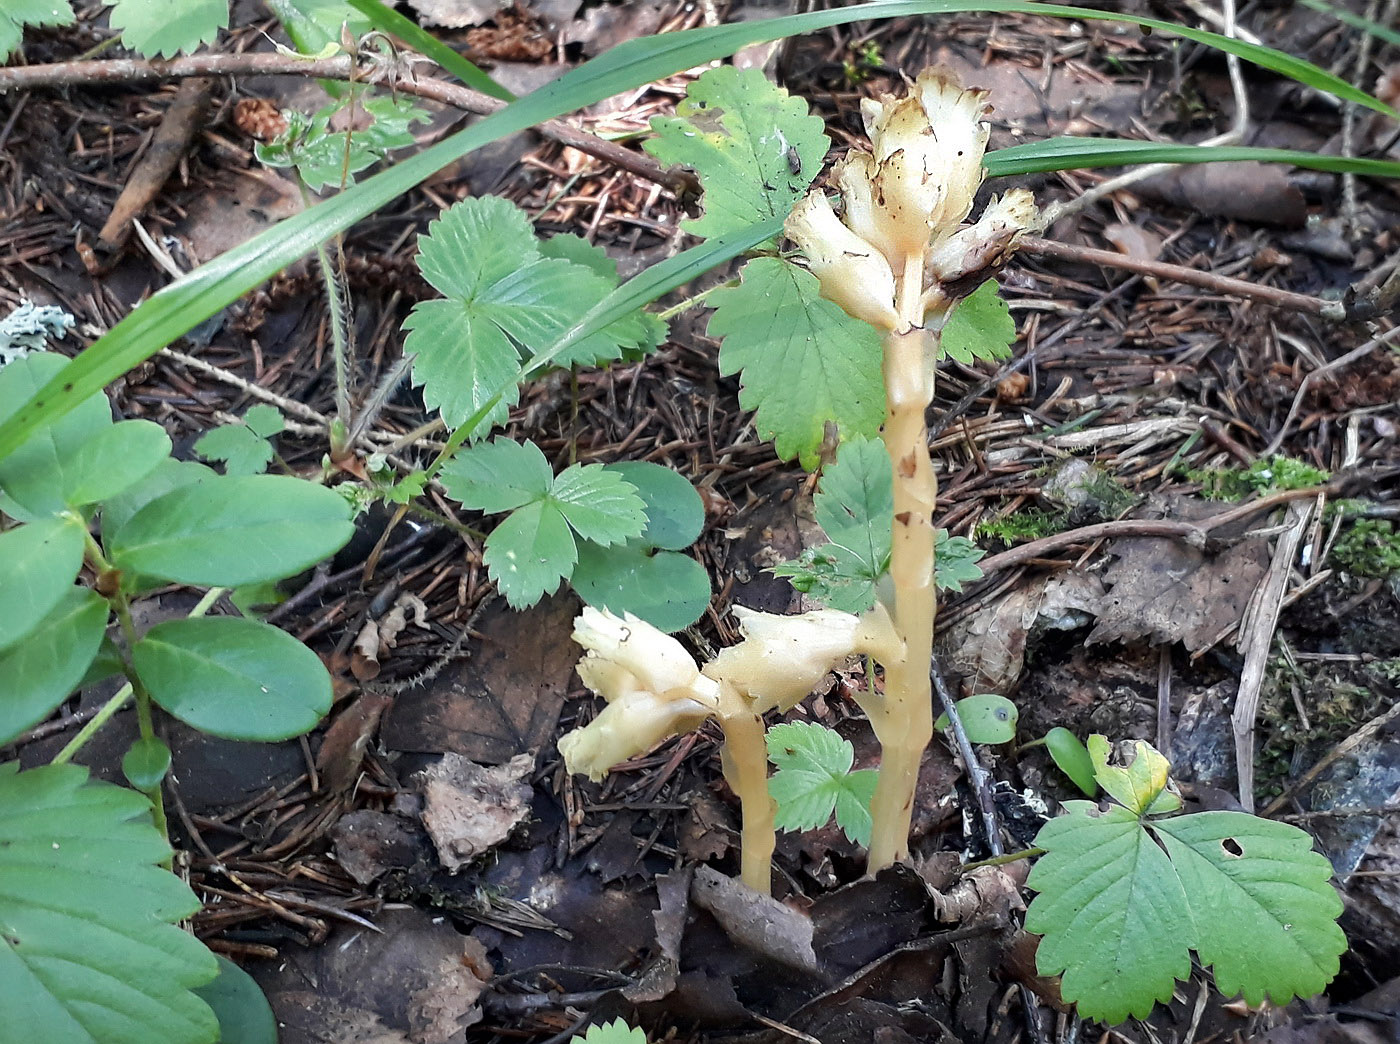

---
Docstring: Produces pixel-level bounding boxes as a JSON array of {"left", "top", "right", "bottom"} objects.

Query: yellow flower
[
  {"left": 705, "top": 606, "right": 867, "bottom": 714},
  {"left": 559, "top": 689, "right": 714, "bottom": 782}
]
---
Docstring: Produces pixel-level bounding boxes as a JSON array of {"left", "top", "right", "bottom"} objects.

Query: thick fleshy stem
[
  {"left": 715, "top": 680, "right": 776, "bottom": 893},
  {"left": 866, "top": 253, "right": 943, "bottom": 871}
]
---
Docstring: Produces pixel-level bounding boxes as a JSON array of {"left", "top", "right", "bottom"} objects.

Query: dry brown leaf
[
  {"left": 406, "top": 0, "right": 508, "bottom": 27},
  {"left": 691, "top": 865, "right": 819, "bottom": 974},
  {"left": 418, "top": 752, "right": 534, "bottom": 872}
]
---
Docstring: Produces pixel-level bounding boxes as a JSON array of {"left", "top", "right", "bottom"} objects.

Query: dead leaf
[
  {"left": 331, "top": 810, "right": 430, "bottom": 885},
  {"left": 690, "top": 864, "right": 819, "bottom": 974},
  {"left": 1086, "top": 496, "right": 1270, "bottom": 651},
  {"left": 253, "top": 907, "right": 491, "bottom": 1044},
  {"left": 417, "top": 752, "right": 534, "bottom": 872},
  {"left": 678, "top": 788, "right": 735, "bottom": 863},
  {"left": 1138, "top": 162, "right": 1307, "bottom": 228},
  {"left": 1102, "top": 221, "right": 1163, "bottom": 263},
  {"left": 383, "top": 593, "right": 577, "bottom": 763}
]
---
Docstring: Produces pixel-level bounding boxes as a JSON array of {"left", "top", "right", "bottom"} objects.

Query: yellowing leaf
[{"left": 1088, "top": 734, "right": 1179, "bottom": 816}]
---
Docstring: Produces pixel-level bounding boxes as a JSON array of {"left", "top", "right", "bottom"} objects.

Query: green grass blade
[
  {"left": 1298, "top": 0, "right": 1400, "bottom": 51},
  {"left": 988, "top": 137, "right": 1400, "bottom": 178},
  {"left": 0, "top": 0, "right": 1385, "bottom": 462},
  {"left": 345, "top": 0, "right": 515, "bottom": 101},
  {"left": 429, "top": 214, "right": 786, "bottom": 469}
]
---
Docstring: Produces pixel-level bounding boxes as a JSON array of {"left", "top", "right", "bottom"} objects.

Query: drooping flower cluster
[
  {"left": 784, "top": 68, "right": 1038, "bottom": 330},
  {"left": 558, "top": 605, "right": 900, "bottom": 781}
]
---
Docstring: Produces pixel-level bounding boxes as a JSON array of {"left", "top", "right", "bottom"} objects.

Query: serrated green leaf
[
  {"left": 572, "top": 542, "right": 709, "bottom": 633},
  {"left": 1026, "top": 801, "right": 1196, "bottom": 1024},
  {"left": 0, "top": 515, "right": 85, "bottom": 652},
  {"left": 1089, "top": 735, "right": 1177, "bottom": 816},
  {"left": 0, "top": 352, "right": 113, "bottom": 518},
  {"left": 132, "top": 616, "right": 332, "bottom": 740},
  {"left": 603, "top": 461, "right": 704, "bottom": 551},
  {"left": 65, "top": 419, "right": 172, "bottom": 505},
  {"left": 940, "top": 281, "right": 1015, "bottom": 365},
  {"left": 0, "top": 762, "right": 219, "bottom": 1043},
  {"left": 104, "top": 0, "right": 228, "bottom": 57},
  {"left": 108, "top": 474, "right": 355, "bottom": 587},
  {"left": 1045, "top": 727, "right": 1096, "bottom": 796},
  {"left": 0, "top": 588, "right": 107, "bottom": 745},
  {"left": 574, "top": 1018, "right": 648, "bottom": 1044},
  {"left": 242, "top": 404, "right": 284, "bottom": 439},
  {"left": 1027, "top": 801, "right": 1347, "bottom": 1023},
  {"left": 482, "top": 498, "right": 576, "bottom": 608},
  {"left": 935, "top": 531, "right": 985, "bottom": 592},
  {"left": 194, "top": 423, "right": 275, "bottom": 476},
  {"left": 439, "top": 437, "right": 553, "bottom": 513},
  {"left": 767, "top": 721, "right": 877, "bottom": 846},
  {"left": 1, "top": 1, "right": 74, "bottom": 60},
  {"left": 935, "top": 693, "right": 1018, "bottom": 744},
  {"left": 405, "top": 198, "right": 656, "bottom": 431},
  {"left": 1151, "top": 812, "right": 1345, "bottom": 1007},
  {"left": 550, "top": 464, "right": 645, "bottom": 547},
  {"left": 708, "top": 257, "right": 884, "bottom": 468},
  {"left": 643, "top": 65, "right": 828, "bottom": 243}
]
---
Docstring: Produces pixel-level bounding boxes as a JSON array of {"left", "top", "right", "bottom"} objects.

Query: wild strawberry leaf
[
  {"left": 574, "top": 1019, "right": 648, "bottom": 1044},
  {"left": 707, "top": 257, "right": 884, "bottom": 469},
  {"left": 104, "top": 0, "right": 228, "bottom": 58},
  {"left": 1026, "top": 739, "right": 1346, "bottom": 1025},
  {"left": 643, "top": 65, "right": 828, "bottom": 243},
  {"left": 256, "top": 93, "right": 429, "bottom": 191},
  {"left": 940, "top": 280, "right": 1015, "bottom": 365},
  {"left": 404, "top": 198, "right": 661, "bottom": 434},
  {"left": 767, "top": 721, "right": 877, "bottom": 846},
  {"left": 440, "top": 438, "right": 646, "bottom": 608}
]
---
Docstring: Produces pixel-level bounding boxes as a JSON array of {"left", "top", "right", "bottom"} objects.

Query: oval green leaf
[
  {"left": 0, "top": 351, "right": 113, "bottom": 517},
  {"left": 0, "top": 762, "right": 219, "bottom": 1043},
  {"left": 64, "top": 419, "right": 172, "bottom": 506},
  {"left": 604, "top": 461, "right": 704, "bottom": 551},
  {"left": 935, "top": 693, "right": 1019, "bottom": 745},
  {"left": 109, "top": 474, "right": 355, "bottom": 587},
  {"left": 193, "top": 956, "right": 279, "bottom": 1044},
  {"left": 1045, "top": 727, "right": 1097, "bottom": 796},
  {"left": 132, "top": 616, "right": 333, "bottom": 741},
  {"left": 0, "top": 588, "right": 108, "bottom": 745},
  {"left": 572, "top": 542, "right": 710, "bottom": 633},
  {"left": 100, "top": 457, "right": 215, "bottom": 541},
  {"left": 122, "top": 735, "right": 172, "bottom": 792},
  {"left": 0, "top": 515, "right": 85, "bottom": 652}
]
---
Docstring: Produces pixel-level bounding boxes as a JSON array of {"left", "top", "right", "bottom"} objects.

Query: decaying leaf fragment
[{"left": 417, "top": 752, "right": 533, "bottom": 872}]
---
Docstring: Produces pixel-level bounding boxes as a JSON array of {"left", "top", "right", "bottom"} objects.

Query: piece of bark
[{"left": 100, "top": 77, "right": 213, "bottom": 248}]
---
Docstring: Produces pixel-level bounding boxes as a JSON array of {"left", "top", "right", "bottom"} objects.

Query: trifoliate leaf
[
  {"left": 1026, "top": 801, "right": 1195, "bottom": 1024},
  {"left": 104, "top": 0, "right": 228, "bottom": 58},
  {"left": 194, "top": 406, "right": 284, "bottom": 476},
  {"left": 1, "top": 1, "right": 75, "bottom": 62},
  {"left": 0, "top": 762, "right": 220, "bottom": 1042},
  {"left": 708, "top": 257, "right": 884, "bottom": 468},
  {"left": 439, "top": 437, "right": 553, "bottom": 514},
  {"left": 404, "top": 197, "right": 658, "bottom": 433},
  {"left": 574, "top": 1018, "right": 647, "bottom": 1044},
  {"left": 767, "top": 721, "right": 877, "bottom": 846},
  {"left": 935, "top": 531, "right": 986, "bottom": 592},
  {"left": 1027, "top": 803, "right": 1346, "bottom": 1023},
  {"left": 539, "top": 235, "right": 667, "bottom": 358},
  {"left": 440, "top": 438, "right": 645, "bottom": 608},
  {"left": 940, "top": 281, "right": 1015, "bottom": 365},
  {"left": 256, "top": 93, "right": 429, "bottom": 191},
  {"left": 643, "top": 65, "right": 828, "bottom": 243}
]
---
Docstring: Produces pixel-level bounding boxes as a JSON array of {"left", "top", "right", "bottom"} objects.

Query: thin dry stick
[
  {"left": 1020, "top": 237, "right": 1345, "bottom": 320},
  {"left": 1232, "top": 501, "right": 1311, "bottom": 813},
  {"left": 0, "top": 52, "right": 688, "bottom": 196}
]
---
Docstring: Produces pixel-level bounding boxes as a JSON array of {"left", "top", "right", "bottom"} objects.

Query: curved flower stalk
[
  {"left": 785, "top": 68, "right": 1038, "bottom": 871},
  {"left": 559, "top": 605, "right": 899, "bottom": 892}
]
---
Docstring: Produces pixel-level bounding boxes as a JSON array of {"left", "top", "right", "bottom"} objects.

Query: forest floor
[{"left": 4, "top": 1, "right": 1400, "bottom": 1042}]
